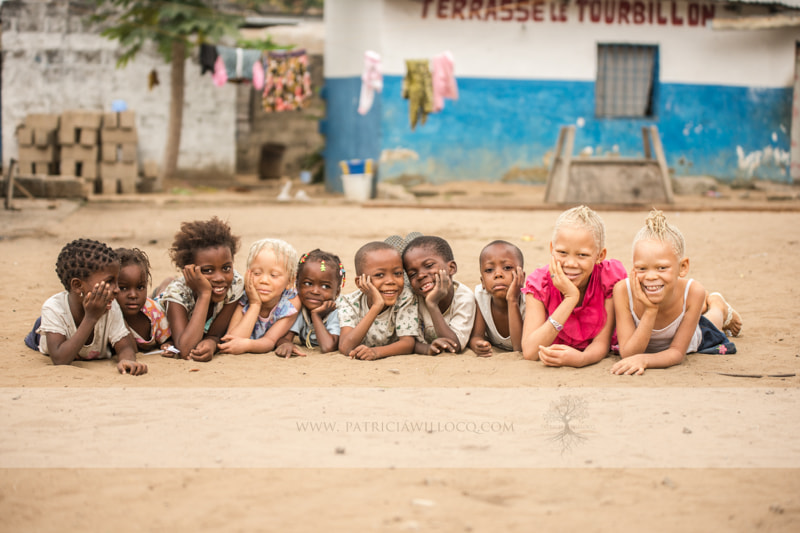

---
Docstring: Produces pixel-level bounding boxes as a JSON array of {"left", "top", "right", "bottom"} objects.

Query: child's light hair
[
  {"left": 633, "top": 209, "right": 686, "bottom": 259},
  {"left": 247, "top": 238, "right": 299, "bottom": 281},
  {"left": 552, "top": 205, "right": 605, "bottom": 252}
]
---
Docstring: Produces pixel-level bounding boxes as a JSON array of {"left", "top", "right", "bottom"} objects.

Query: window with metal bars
[{"left": 596, "top": 44, "right": 658, "bottom": 118}]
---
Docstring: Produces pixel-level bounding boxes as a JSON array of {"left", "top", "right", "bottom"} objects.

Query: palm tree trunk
[{"left": 161, "top": 39, "right": 186, "bottom": 188}]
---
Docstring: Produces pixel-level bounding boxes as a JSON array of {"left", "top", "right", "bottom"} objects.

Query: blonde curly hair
[
  {"left": 632, "top": 209, "right": 686, "bottom": 259},
  {"left": 246, "top": 238, "right": 299, "bottom": 282},
  {"left": 552, "top": 205, "right": 606, "bottom": 252}
]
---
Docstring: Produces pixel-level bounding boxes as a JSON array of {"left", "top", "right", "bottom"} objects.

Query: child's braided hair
[
  {"left": 115, "top": 247, "right": 152, "bottom": 285},
  {"left": 633, "top": 209, "right": 686, "bottom": 259},
  {"left": 55, "top": 238, "right": 119, "bottom": 290},
  {"left": 169, "top": 216, "right": 240, "bottom": 269},
  {"left": 552, "top": 205, "right": 606, "bottom": 252},
  {"left": 298, "top": 249, "right": 346, "bottom": 290}
]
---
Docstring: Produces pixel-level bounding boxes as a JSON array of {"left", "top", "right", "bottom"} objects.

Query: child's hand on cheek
[
  {"left": 506, "top": 266, "right": 525, "bottom": 303},
  {"left": 84, "top": 282, "right": 111, "bottom": 320},
  {"left": 549, "top": 255, "right": 580, "bottom": 300},
  {"left": 358, "top": 274, "right": 383, "bottom": 310},
  {"left": 243, "top": 269, "right": 261, "bottom": 304},
  {"left": 425, "top": 270, "right": 451, "bottom": 306},
  {"left": 183, "top": 264, "right": 212, "bottom": 296},
  {"left": 311, "top": 300, "right": 336, "bottom": 318},
  {"left": 630, "top": 269, "right": 659, "bottom": 312}
]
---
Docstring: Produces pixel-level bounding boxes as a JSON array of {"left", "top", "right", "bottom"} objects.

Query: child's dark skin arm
[
  {"left": 338, "top": 275, "right": 385, "bottom": 355},
  {"left": 190, "top": 301, "right": 238, "bottom": 362},
  {"left": 47, "top": 282, "right": 114, "bottom": 365},
  {"left": 310, "top": 301, "right": 339, "bottom": 353},
  {"left": 469, "top": 308, "right": 493, "bottom": 357},
  {"left": 168, "top": 265, "right": 214, "bottom": 359},
  {"left": 507, "top": 266, "right": 525, "bottom": 352},
  {"left": 275, "top": 331, "right": 303, "bottom": 358},
  {"left": 416, "top": 270, "right": 459, "bottom": 355},
  {"left": 349, "top": 335, "right": 416, "bottom": 361},
  {"left": 113, "top": 333, "right": 147, "bottom": 375}
]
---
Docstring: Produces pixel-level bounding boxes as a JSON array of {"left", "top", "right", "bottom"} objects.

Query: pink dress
[{"left": 521, "top": 259, "right": 627, "bottom": 350}]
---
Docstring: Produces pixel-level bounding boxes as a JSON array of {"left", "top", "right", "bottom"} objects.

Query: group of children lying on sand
[{"left": 24, "top": 206, "right": 742, "bottom": 377}]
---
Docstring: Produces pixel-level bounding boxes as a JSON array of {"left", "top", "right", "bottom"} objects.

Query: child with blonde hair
[
  {"left": 611, "top": 209, "right": 740, "bottom": 375},
  {"left": 218, "top": 238, "right": 300, "bottom": 354},
  {"left": 521, "top": 205, "right": 627, "bottom": 367}
]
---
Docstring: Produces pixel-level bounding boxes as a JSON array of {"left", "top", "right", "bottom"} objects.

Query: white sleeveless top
[
  {"left": 627, "top": 278, "right": 702, "bottom": 353},
  {"left": 474, "top": 285, "right": 526, "bottom": 351}
]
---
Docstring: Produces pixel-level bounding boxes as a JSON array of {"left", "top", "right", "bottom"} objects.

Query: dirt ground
[{"left": 1, "top": 180, "right": 799, "bottom": 532}]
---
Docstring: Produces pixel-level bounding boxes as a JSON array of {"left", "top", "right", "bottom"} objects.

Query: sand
[{"left": 1, "top": 182, "right": 798, "bottom": 531}]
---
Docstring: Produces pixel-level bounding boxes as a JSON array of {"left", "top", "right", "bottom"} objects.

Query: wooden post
[{"left": 649, "top": 126, "right": 674, "bottom": 203}]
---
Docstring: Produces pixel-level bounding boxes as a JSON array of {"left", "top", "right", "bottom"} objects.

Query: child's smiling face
[
  {"left": 297, "top": 260, "right": 339, "bottom": 312},
  {"left": 359, "top": 248, "right": 405, "bottom": 306},
  {"left": 117, "top": 264, "right": 148, "bottom": 318},
  {"left": 632, "top": 238, "right": 689, "bottom": 305},
  {"left": 403, "top": 245, "right": 456, "bottom": 297},
  {"left": 550, "top": 226, "right": 605, "bottom": 291},
  {"left": 193, "top": 245, "right": 234, "bottom": 303}
]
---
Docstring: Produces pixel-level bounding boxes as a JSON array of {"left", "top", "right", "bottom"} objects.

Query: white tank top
[{"left": 627, "top": 278, "right": 702, "bottom": 353}]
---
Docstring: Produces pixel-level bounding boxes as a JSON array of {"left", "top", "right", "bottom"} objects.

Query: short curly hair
[
  {"left": 55, "top": 239, "right": 119, "bottom": 290},
  {"left": 169, "top": 216, "right": 240, "bottom": 269},
  {"left": 115, "top": 247, "right": 152, "bottom": 285}
]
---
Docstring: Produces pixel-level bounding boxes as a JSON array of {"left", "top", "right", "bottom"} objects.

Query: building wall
[
  {"left": 323, "top": 0, "right": 795, "bottom": 188},
  {"left": 1, "top": 0, "right": 237, "bottom": 176}
]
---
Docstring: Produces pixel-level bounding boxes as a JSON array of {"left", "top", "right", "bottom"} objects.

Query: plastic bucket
[{"left": 342, "top": 173, "right": 373, "bottom": 202}]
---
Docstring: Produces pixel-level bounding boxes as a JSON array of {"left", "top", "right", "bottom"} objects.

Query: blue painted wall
[{"left": 322, "top": 75, "right": 792, "bottom": 191}]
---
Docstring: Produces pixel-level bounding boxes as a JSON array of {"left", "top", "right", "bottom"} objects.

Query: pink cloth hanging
[
  {"left": 431, "top": 51, "right": 458, "bottom": 113},
  {"left": 212, "top": 56, "right": 227, "bottom": 87},
  {"left": 252, "top": 59, "right": 265, "bottom": 91},
  {"left": 358, "top": 51, "right": 383, "bottom": 115}
]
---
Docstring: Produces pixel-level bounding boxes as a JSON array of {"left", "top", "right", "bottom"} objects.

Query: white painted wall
[
  {"left": 327, "top": 0, "right": 796, "bottom": 88},
  {"left": 2, "top": 18, "right": 236, "bottom": 174}
]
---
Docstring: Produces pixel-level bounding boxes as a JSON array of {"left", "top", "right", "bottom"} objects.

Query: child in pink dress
[{"left": 521, "top": 206, "right": 627, "bottom": 367}]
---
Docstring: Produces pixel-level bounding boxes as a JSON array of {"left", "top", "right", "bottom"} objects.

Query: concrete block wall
[
  {"left": 235, "top": 54, "right": 325, "bottom": 180},
  {"left": 2, "top": 0, "right": 237, "bottom": 178}
]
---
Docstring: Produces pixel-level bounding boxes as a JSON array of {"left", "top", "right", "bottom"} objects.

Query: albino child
[
  {"left": 521, "top": 205, "right": 627, "bottom": 367},
  {"left": 469, "top": 240, "right": 526, "bottom": 356},
  {"left": 219, "top": 238, "right": 300, "bottom": 354},
  {"left": 275, "top": 249, "right": 345, "bottom": 357},
  {"left": 115, "top": 247, "right": 171, "bottom": 353},
  {"left": 26, "top": 238, "right": 147, "bottom": 375},
  {"left": 611, "top": 209, "right": 741, "bottom": 375},
  {"left": 402, "top": 235, "right": 476, "bottom": 355},
  {"left": 158, "top": 217, "right": 243, "bottom": 362}
]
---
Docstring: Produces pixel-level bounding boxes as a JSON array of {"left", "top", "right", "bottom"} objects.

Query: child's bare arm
[
  {"left": 113, "top": 333, "right": 147, "bottom": 375},
  {"left": 422, "top": 271, "right": 461, "bottom": 350},
  {"left": 468, "top": 309, "right": 492, "bottom": 357},
  {"left": 614, "top": 274, "right": 658, "bottom": 357},
  {"left": 538, "top": 299, "right": 615, "bottom": 368},
  {"left": 507, "top": 267, "right": 525, "bottom": 352},
  {"left": 46, "top": 285, "right": 112, "bottom": 365},
  {"left": 521, "top": 293, "right": 578, "bottom": 360},
  {"left": 225, "top": 270, "right": 261, "bottom": 338},
  {"left": 310, "top": 302, "right": 339, "bottom": 353},
  {"left": 349, "top": 335, "right": 416, "bottom": 360}
]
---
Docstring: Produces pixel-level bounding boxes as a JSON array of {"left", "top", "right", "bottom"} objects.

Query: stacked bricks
[
  {"left": 59, "top": 110, "right": 102, "bottom": 193},
  {"left": 16, "top": 113, "right": 60, "bottom": 175},
  {"left": 100, "top": 110, "right": 138, "bottom": 194}
]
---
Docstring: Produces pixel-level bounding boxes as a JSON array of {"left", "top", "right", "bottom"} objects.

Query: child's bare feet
[{"left": 707, "top": 292, "right": 742, "bottom": 337}]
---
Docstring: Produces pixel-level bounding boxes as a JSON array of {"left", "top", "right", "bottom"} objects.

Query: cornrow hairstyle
[
  {"left": 354, "top": 241, "right": 398, "bottom": 275},
  {"left": 115, "top": 247, "right": 152, "bottom": 286},
  {"left": 552, "top": 205, "right": 606, "bottom": 252},
  {"left": 247, "top": 238, "right": 299, "bottom": 282},
  {"left": 633, "top": 209, "right": 686, "bottom": 259},
  {"left": 402, "top": 235, "right": 455, "bottom": 263},
  {"left": 298, "top": 249, "right": 346, "bottom": 290},
  {"left": 55, "top": 238, "right": 119, "bottom": 290},
  {"left": 480, "top": 240, "right": 524, "bottom": 268},
  {"left": 169, "top": 216, "right": 240, "bottom": 269}
]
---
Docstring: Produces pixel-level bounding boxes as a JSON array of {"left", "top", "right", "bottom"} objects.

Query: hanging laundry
[
  {"left": 358, "top": 50, "right": 382, "bottom": 115},
  {"left": 215, "top": 45, "right": 263, "bottom": 82},
  {"left": 252, "top": 59, "right": 265, "bottom": 91},
  {"left": 212, "top": 56, "right": 227, "bottom": 87},
  {"left": 262, "top": 49, "right": 313, "bottom": 112},
  {"left": 402, "top": 59, "right": 433, "bottom": 130},
  {"left": 199, "top": 43, "right": 218, "bottom": 75},
  {"left": 431, "top": 51, "right": 458, "bottom": 113}
]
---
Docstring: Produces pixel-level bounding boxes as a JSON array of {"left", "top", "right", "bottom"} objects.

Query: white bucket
[{"left": 342, "top": 173, "right": 373, "bottom": 202}]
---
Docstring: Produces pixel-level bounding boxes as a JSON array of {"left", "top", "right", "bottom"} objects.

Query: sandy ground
[{"left": 1, "top": 181, "right": 799, "bottom": 532}]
